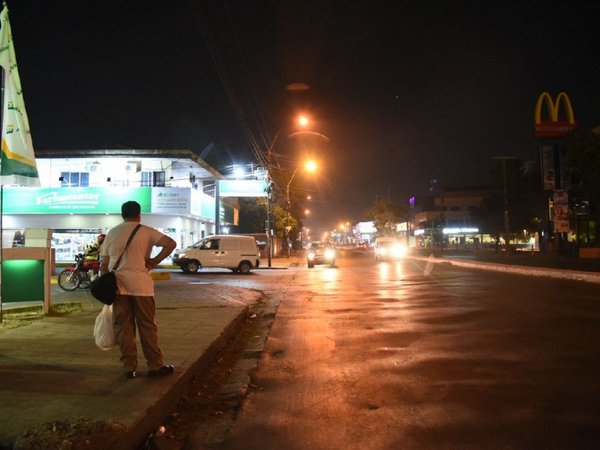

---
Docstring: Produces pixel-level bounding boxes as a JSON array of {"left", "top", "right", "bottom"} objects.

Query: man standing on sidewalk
[{"left": 100, "top": 200, "right": 177, "bottom": 379}]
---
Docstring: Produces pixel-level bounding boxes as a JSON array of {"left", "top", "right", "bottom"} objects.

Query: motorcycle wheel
[{"left": 58, "top": 270, "right": 81, "bottom": 291}]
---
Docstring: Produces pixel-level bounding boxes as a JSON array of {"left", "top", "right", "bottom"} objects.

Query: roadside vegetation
[{"left": 0, "top": 302, "right": 82, "bottom": 331}]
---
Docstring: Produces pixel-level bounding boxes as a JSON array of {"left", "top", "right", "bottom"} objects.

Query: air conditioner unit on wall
[
  {"left": 125, "top": 163, "right": 137, "bottom": 173},
  {"left": 89, "top": 164, "right": 99, "bottom": 172}
]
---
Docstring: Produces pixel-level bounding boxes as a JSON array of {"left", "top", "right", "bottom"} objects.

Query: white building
[{"left": 2, "top": 149, "right": 239, "bottom": 262}]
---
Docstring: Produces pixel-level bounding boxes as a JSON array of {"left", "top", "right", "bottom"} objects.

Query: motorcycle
[{"left": 57, "top": 253, "right": 100, "bottom": 291}]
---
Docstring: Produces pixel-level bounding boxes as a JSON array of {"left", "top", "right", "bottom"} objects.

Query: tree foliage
[
  {"left": 237, "top": 198, "right": 267, "bottom": 233},
  {"left": 566, "top": 130, "right": 600, "bottom": 213},
  {"left": 272, "top": 204, "right": 298, "bottom": 238},
  {"left": 365, "top": 199, "right": 407, "bottom": 236}
]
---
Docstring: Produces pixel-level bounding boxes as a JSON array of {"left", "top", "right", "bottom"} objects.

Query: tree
[
  {"left": 566, "top": 129, "right": 600, "bottom": 214},
  {"left": 267, "top": 165, "right": 310, "bottom": 247},
  {"left": 237, "top": 198, "right": 267, "bottom": 233},
  {"left": 472, "top": 159, "right": 546, "bottom": 246},
  {"left": 365, "top": 199, "right": 407, "bottom": 236},
  {"left": 272, "top": 204, "right": 298, "bottom": 239}
]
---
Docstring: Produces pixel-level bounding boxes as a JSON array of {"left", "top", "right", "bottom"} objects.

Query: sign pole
[{"left": 215, "top": 180, "right": 220, "bottom": 235}]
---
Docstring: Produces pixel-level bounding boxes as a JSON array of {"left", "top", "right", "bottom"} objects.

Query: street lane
[{"left": 214, "top": 251, "right": 600, "bottom": 450}]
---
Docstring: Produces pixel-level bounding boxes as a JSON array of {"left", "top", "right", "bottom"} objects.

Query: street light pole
[
  {"left": 286, "top": 168, "right": 298, "bottom": 209},
  {"left": 263, "top": 114, "right": 326, "bottom": 265},
  {"left": 283, "top": 168, "right": 298, "bottom": 258}
]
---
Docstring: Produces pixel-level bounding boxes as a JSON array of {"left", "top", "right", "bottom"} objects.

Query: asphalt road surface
[{"left": 176, "top": 251, "right": 600, "bottom": 450}]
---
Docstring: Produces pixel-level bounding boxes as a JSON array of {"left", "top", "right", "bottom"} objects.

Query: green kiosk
[{"left": 2, "top": 229, "right": 53, "bottom": 315}]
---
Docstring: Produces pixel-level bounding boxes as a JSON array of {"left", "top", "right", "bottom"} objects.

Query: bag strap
[{"left": 111, "top": 224, "right": 142, "bottom": 272}]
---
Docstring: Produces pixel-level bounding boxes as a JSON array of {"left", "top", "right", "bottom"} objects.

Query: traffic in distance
[{"left": 166, "top": 234, "right": 409, "bottom": 273}]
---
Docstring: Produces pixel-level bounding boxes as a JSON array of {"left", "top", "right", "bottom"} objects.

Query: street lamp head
[
  {"left": 232, "top": 166, "right": 245, "bottom": 178},
  {"left": 305, "top": 159, "right": 317, "bottom": 173},
  {"left": 298, "top": 115, "right": 310, "bottom": 128}
]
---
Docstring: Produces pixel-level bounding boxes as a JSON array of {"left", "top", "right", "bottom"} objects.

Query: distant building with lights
[{"left": 410, "top": 186, "right": 496, "bottom": 248}]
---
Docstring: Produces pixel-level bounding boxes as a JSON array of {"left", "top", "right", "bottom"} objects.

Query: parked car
[
  {"left": 307, "top": 241, "right": 336, "bottom": 268},
  {"left": 172, "top": 235, "right": 260, "bottom": 273}
]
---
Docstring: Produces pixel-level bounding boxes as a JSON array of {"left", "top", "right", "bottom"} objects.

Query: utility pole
[
  {"left": 493, "top": 156, "right": 516, "bottom": 254},
  {"left": 266, "top": 180, "right": 272, "bottom": 267},
  {"left": 264, "top": 130, "right": 280, "bottom": 268}
]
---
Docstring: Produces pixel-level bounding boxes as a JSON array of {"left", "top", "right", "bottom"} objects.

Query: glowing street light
[
  {"left": 286, "top": 159, "right": 318, "bottom": 207},
  {"left": 232, "top": 166, "right": 245, "bottom": 178},
  {"left": 298, "top": 114, "right": 310, "bottom": 128}
]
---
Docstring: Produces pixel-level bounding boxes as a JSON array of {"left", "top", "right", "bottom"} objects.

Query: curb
[
  {"left": 111, "top": 305, "right": 250, "bottom": 450},
  {"left": 410, "top": 255, "right": 600, "bottom": 284}
]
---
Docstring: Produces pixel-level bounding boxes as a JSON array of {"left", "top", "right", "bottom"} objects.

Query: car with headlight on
[
  {"left": 307, "top": 241, "right": 336, "bottom": 268},
  {"left": 374, "top": 237, "right": 407, "bottom": 261}
]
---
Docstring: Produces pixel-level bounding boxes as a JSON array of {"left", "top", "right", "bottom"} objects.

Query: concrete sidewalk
[{"left": 0, "top": 256, "right": 300, "bottom": 449}]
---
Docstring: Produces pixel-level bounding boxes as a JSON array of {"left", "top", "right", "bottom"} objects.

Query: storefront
[
  {"left": 1, "top": 186, "right": 234, "bottom": 262},
  {"left": 414, "top": 227, "right": 493, "bottom": 249}
]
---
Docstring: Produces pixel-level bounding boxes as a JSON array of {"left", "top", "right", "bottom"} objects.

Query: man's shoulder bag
[{"left": 91, "top": 224, "right": 142, "bottom": 305}]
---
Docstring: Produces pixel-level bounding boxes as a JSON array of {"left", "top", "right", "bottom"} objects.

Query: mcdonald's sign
[{"left": 534, "top": 91, "right": 576, "bottom": 138}]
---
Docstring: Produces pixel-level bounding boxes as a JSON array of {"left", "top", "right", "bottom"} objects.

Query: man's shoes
[
  {"left": 125, "top": 370, "right": 137, "bottom": 379},
  {"left": 148, "top": 364, "right": 175, "bottom": 378}
]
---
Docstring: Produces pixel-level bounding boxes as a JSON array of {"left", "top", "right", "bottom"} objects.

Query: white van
[
  {"left": 172, "top": 235, "right": 260, "bottom": 273},
  {"left": 374, "top": 236, "right": 407, "bottom": 261}
]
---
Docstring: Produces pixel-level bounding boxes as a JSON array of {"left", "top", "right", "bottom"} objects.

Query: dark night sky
[{"left": 8, "top": 0, "right": 600, "bottom": 232}]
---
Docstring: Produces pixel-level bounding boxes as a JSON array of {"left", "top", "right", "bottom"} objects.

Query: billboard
[
  {"left": 534, "top": 91, "right": 576, "bottom": 138},
  {"left": 218, "top": 179, "right": 268, "bottom": 197},
  {"left": 541, "top": 146, "right": 556, "bottom": 190},
  {"left": 3, "top": 186, "right": 234, "bottom": 222},
  {"left": 553, "top": 190, "right": 569, "bottom": 233},
  {"left": 3, "top": 187, "right": 152, "bottom": 214}
]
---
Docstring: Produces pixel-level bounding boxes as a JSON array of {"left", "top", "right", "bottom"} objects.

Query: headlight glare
[{"left": 392, "top": 245, "right": 407, "bottom": 258}]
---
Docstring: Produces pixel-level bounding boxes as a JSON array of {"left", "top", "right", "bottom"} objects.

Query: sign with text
[
  {"left": 3, "top": 187, "right": 152, "bottom": 214},
  {"left": 151, "top": 188, "right": 190, "bottom": 215},
  {"left": 218, "top": 179, "right": 268, "bottom": 197},
  {"left": 553, "top": 189, "right": 569, "bottom": 233}
]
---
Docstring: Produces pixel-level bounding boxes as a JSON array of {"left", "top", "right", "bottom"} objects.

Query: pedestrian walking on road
[{"left": 100, "top": 200, "right": 177, "bottom": 379}]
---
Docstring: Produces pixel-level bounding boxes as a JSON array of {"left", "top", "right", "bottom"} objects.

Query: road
[{"left": 171, "top": 250, "right": 600, "bottom": 450}]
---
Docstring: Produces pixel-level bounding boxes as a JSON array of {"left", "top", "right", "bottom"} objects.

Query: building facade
[{"left": 2, "top": 149, "right": 238, "bottom": 262}]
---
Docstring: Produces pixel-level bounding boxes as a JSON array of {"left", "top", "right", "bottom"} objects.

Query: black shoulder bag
[{"left": 91, "top": 224, "right": 142, "bottom": 305}]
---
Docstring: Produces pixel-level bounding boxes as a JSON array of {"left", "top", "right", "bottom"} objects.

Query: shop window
[
  {"left": 60, "top": 172, "right": 89, "bottom": 187},
  {"left": 578, "top": 219, "right": 597, "bottom": 247},
  {"left": 141, "top": 171, "right": 166, "bottom": 187}
]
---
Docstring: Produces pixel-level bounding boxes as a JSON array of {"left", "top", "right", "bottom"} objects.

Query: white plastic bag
[{"left": 94, "top": 305, "right": 117, "bottom": 351}]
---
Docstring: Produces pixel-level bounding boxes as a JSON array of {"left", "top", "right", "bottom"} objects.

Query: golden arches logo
[{"left": 534, "top": 91, "right": 576, "bottom": 138}]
